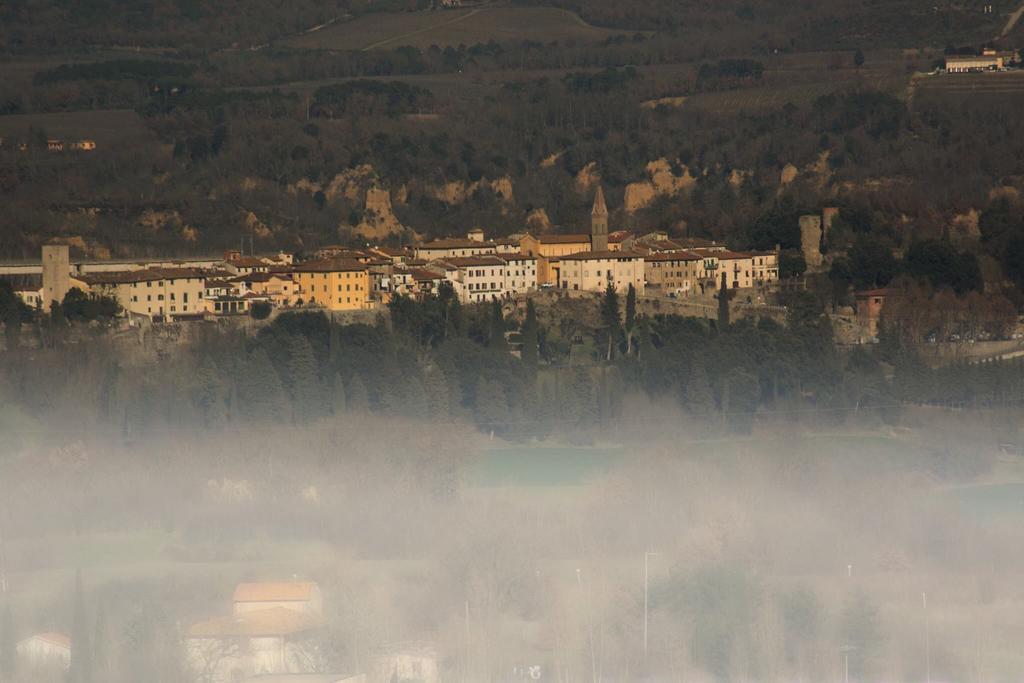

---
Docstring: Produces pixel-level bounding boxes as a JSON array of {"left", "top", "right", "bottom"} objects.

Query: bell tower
[{"left": 591, "top": 185, "right": 608, "bottom": 252}]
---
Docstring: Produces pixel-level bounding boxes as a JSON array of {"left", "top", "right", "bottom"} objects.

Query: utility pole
[{"left": 643, "top": 551, "right": 660, "bottom": 657}]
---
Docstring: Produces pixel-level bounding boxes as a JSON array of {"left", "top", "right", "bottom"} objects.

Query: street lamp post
[{"left": 644, "top": 551, "right": 660, "bottom": 657}]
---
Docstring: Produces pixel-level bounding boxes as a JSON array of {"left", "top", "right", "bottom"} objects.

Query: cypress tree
[
  {"left": 238, "top": 348, "right": 287, "bottom": 423},
  {"left": 599, "top": 284, "right": 621, "bottom": 361},
  {"left": 331, "top": 372, "right": 347, "bottom": 415},
  {"left": 521, "top": 299, "right": 539, "bottom": 374},
  {"left": 717, "top": 272, "right": 731, "bottom": 329},
  {"left": 624, "top": 283, "right": 637, "bottom": 356},
  {"left": 286, "top": 334, "right": 321, "bottom": 421},
  {"left": 489, "top": 299, "right": 507, "bottom": 350},
  {"left": 347, "top": 373, "right": 370, "bottom": 413},
  {"left": 686, "top": 362, "right": 716, "bottom": 417}
]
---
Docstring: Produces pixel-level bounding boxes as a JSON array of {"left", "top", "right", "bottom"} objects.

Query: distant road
[
  {"left": 361, "top": 8, "right": 484, "bottom": 51},
  {"left": 1000, "top": 1, "right": 1024, "bottom": 37}
]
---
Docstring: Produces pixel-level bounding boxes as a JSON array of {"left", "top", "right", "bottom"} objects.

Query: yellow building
[
  {"left": 519, "top": 233, "right": 592, "bottom": 285},
  {"left": 293, "top": 259, "right": 371, "bottom": 311},
  {"left": 644, "top": 250, "right": 706, "bottom": 296}
]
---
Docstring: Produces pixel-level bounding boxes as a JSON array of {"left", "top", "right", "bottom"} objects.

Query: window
[
  {"left": 170, "top": 292, "right": 175, "bottom": 301},
  {"left": 184, "top": 293, "right": 188, "bottom": 303}
]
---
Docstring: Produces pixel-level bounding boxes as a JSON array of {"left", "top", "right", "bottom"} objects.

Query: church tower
[{"left": 591, "top": 185, "right": 608, "bottom": 252}]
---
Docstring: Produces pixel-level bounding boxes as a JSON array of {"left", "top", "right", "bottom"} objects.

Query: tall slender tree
[
  {"left": 521, "top": 299, "right": 539, "bottom": 374},
  {"left": 624, "top": 283, "right": 637, "bottom": 356},
  {"left": 599, "top": 284, "right": 621, "bottom": 361},
  {"left": 717, "top": 272, "right": 732, "bottom": 329}
]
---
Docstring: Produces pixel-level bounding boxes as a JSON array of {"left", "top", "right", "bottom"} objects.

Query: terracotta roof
[
  {"left": 440, "top": 255, "right": 507, "bottom": 268},
  {"left": 228, "top": 257, "right": 269, "bottom": 268},
  {"left": 855, "top": 288, "right": 895, "bottom": 298},
  {"left": 710, "top": 250, "right": 753, "bottom": 260},
  {"left": 608, "top": 231, "right": 633, "bottom": 243},
  {"left": 644, "top": 250, "right": 703, "bottom": 262},
  {"left": 500, "top": 252, "right": 537, "bottom": 261},
  {"left": 233, "top": 272, "right": 294, "bottom": 283},
  {"left": 558, "top": 250, "right": 642, "bottom": 261},
  {"left": 188, "top": 607, "right": 320, "bottom": 638},
  {"left": 533, "top": 234, "right": 590, "bottom": 245},
  {"left": 78, "top": 267, "right": 207, "bottom": 285},
  {"left": 27, "top": 632, "right": 71, "bottom": 650},
  {"left": 408, "top": 268, "right": 444, "bottom": 282},
  {"left": 418, "top": 238, "right": 496, "bottom": 250},
  {"left": 234, "top": 581, "right": 319, "bottom": 603},
  {"left": 294, "top": 259, "right": 367, "bottom": 273}
]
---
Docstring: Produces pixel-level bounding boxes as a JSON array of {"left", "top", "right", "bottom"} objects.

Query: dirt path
[
  {"left": 360, "top": 8, "right": 483, "bottom": 51},
  {"left": 1000, "top": 1, "right": 1024, "bottom": 37}
]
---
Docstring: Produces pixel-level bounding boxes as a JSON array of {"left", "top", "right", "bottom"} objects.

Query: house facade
[
  {"left": 557, "top": 251, "right": 645, "bottom": 295},
  {"left": 293, "top": 260, "right": 371, "bottom": 311},
  {"left": 80, "top": 268, "right": 208, "bottom": 320}
]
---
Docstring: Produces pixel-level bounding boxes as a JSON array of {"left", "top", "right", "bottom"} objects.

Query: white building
[
  {"left": 415, "top": 238, "right": 497, "bottom": 261},
  {"left": 501, "top": 253, "right": 538, "bottom": 295},
  {"left": 438, "top": 255, "right": 508, "bottom": 303},
  {"left": 557, "top": 250, "right": 645, "bottom": 295}
]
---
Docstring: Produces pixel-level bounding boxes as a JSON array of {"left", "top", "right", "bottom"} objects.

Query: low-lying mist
[{"left": 2, "top": 409, "right": 1023, "bottom": 683}]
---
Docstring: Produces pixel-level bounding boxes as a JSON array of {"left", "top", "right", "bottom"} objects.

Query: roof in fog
[{"left": 234, "top": 581, "right": 319, "bottom": 602}]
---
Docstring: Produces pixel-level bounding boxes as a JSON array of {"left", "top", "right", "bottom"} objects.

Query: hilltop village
[{"left": 1, "top": 188, "right": 786, "bottom": 331}]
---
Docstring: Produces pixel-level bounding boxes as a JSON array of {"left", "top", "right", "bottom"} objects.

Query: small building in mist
[
  {"left": 186, "top": 582, "right": 326, "bottom": 682},
  {"left": 16, "top": 631, "right": 71, "bottom": 670},
  {"left": 233, "top": 582, "right": 324, "bottom": 617},
  {"left": 371, "top": 642, "right": 439, "bottom": 683}
]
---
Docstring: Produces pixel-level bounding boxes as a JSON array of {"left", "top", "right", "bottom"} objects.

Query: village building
[
  {"left": 226, "top": 256, "right": 272, "bottom": 276},
  {"left": 186, "top": 582, "right": 326, "bottom": 683},
  {"left": 415, "top": 237, "right": 497, "bottom": 260},
  {"left": 945, "top": 53, "right": 1004, "bottom": 72},
  {"left": 557, "top": 250, "right": 645, "bottom": 295},
  {"left": 293, "top": 259, "right": 371, "bottom": 311},
  {"left": 501, "top": 253, "right": 538, "bottom": 295},
  {"left": 17, "top": 632, "right": 71, "bottom": 670},
  {"left": 372, "top": 642, "right": 439, "bottom": 683},
  {"left": 855, "top": 288, "right": 893, "bottom": 339},
  {"left": 643, "top": 250, "right": 706, "bottom": 296},
  {"left": 710, "top": 250, "right": 757, "bottom": 289},
  {"left": 234, "top": 582, "right": 324, "bottom": 617},
  {"left": 230, "top": 272, "right": 300, "bottom": 307},
  {"left": 437, "top": 255, "right": 508, "bottom": 303},
  {"left": 751, "top": 250, "right": 780, "bottom": 285},
  {"left": 79, "top": 267, "right": 208, "bottom": 320},
  {"left": 607, "top": 230, "right": 634, "bottom": 251}
]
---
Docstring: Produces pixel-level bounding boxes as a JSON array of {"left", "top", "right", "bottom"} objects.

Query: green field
[
  {"left": 283, "top": 6, "right": 625, "bottom": 51},
  {"left": 682, "top": 74, "right": 911, "bottom": 113}
]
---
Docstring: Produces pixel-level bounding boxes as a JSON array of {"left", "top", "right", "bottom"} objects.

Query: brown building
[{"left": 855, "top": 288, "right": 893, "bottom": 339}]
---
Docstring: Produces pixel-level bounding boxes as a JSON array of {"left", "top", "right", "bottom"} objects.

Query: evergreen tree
[
  {"left": 624, "top": 283, "right": 637, "bottom": 355},
  {"left": 599, "top": 284, "right": 621, "bottom": 361},
  {"left": 347, "top": 373, "right": 370, "bottom": 413},
  {"left": 570, "top": 367, "right": 598, "bottom": 423},
  {"left": 489, "top": 299, "right": 507, "bottom": 350},
  {"left": 331, "top": 371, "right": 347, "bottom": 415},
  {"left": 475, "top": 377, "right": 508, "bottom": 430},
  {"left": 192, "top": 357, "right": 227, "bottom": 429},
  {"left": 717, "top": 272, "right": 731, "bottom": 329},
  {"left": 521, "top": 299, "right": 539, "bottom": 374},
  {"left": 686, "top": 362, "right": 716, "bottom": 416},
  {"left": 285, "top": 334, "right": 321, "bottom": 421},
  {"left": 0, "top": 282, "right": 25, "bottom": 351},
  {"left": 69, "top": 570, "right": 92, "bottom": 683},
  {"left": 237, "top": 348, "right": 287, "bottom": 423},
  {"left": 423, "top": 365, "right": 450, "bottom": 419}
]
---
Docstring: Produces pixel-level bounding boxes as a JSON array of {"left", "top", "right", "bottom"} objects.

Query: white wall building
[{"left": 557, "top": 250, "right": 645, "bottom": 295}]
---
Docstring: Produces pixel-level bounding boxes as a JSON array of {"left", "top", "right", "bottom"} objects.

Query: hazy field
[{"left": 282, "top": 6, "right": 625, "bottom": 51}]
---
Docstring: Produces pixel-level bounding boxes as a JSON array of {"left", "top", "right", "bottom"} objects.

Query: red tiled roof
[
  {"left": 533, "top": 234, "right": 590, "bottom": 245},
  {"left": 558, "top": 250, "right": 642, "bottom": 261},
  {"left": 293, "top": 259, "right": 367, "bottom": 273}
]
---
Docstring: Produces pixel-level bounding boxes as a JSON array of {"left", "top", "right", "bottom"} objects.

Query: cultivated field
[
  {"left": 681, "top": 74, "right": 911, "bottom": 114},
  {"left": 914, "top": 70, "right": 1024, "bottom": 104},
  {"left": 0, "top": 108, "right": 154, "bottom": 147},
  {"left": 282, "top": 5, "right": 625, "bottom": 51}
]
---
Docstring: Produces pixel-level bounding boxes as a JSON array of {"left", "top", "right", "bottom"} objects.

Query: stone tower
[
  {"left": 41, "top": 244, "right": 70, "bottom": 309},
  {"left": 591, "top": 185, "right": 608, "bottom": 252}
]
